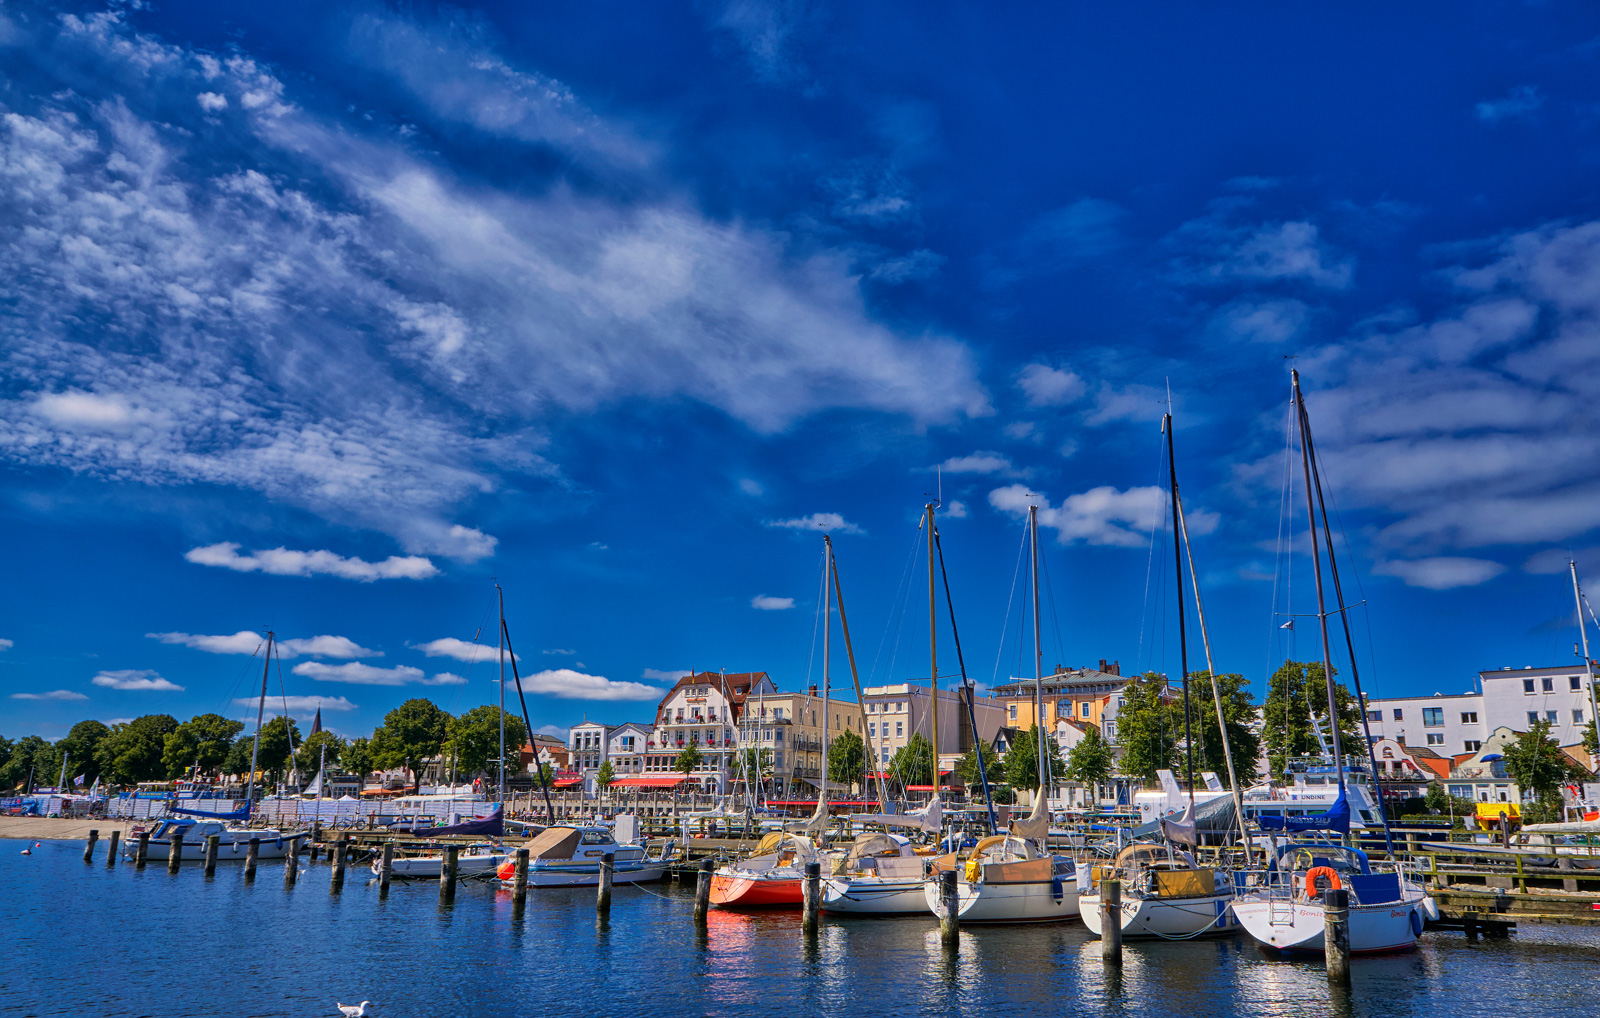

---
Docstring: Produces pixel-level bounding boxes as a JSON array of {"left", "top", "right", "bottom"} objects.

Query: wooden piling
[
  {"left": 283, "top": 839, "right": 300, "bottom": 887},
  {"left": 1324, "top": 887, "right": 1351, "bottom": 985},
  {"left": 168, "top": 831, "right": 185, "bottom": 874},
  {"left": 1100, "top": 877, "right": 1123, "bottom": 964},
  {"left": 105, "top": 829, "right": 120, "bottom": 866},
  {"left": 378, "top": 841, "right": 394, "bottom": 892},
  {"left": 330, "top": 838, "right": 347, "bottom": 892},
  {"left": 938, "top": 869, "right": 959, "bottom": 948},
  {"left": 693, "top": 858, "right": 714, "bottom": 927},
  {"left": 440, "top": 844, "right": 458, "bottom": 902},
  {"left": 203, "top": 835, "right": 219, "bottom": 876},
  {"left": 597, "top": 852, "right": 614, "bottom": 917},
  {"left": 513, "top": 848, "right": 530, "bottom": 904},
  {"left": 134, "top": 830, "right": 150, "bottom": 868},
  {"left": 802, "top": 861, "right": 821, "bottom": 936},
  {"left": 244, "top": 837, "right": 260, "bottom": 881},
  {"left": 82, "top": 829, "right": 99, "bottom": 863}
]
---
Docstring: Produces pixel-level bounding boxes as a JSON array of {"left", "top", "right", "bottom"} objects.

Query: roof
[{"left": 657, "top": 670, "right": 771, "bottom": 712}]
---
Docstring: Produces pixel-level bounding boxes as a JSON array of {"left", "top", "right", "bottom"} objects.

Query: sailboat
[
  {"left": 825, "top": 510, "right": 947, "bottom": 915},
  {"left": 925, "top": 504, "right": 1079, "bottom": 923},
  {"left": 1083, "top": 410, "right": 1242, "bottom": 940},
  {"left": 1231, "top": 370, "right": 1434, "bottom": 955}
]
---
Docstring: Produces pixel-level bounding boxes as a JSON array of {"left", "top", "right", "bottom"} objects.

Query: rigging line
[
  {"left": 1268, "top": 387, "right": 1296, "bottom": 687},
  {"left": 991, "top": 516, "right": 1031, "bottom": 688},
  {"left": 868, "top": 524, "right": 923, "bottom": 684},
  {"left": 500, "top": 613, "right": 556, "bottom": 824},
  {"left": 1035, "top": 534, "right": 1068, "bottom": 675},
  {"left": 213, "top": 641, "right": 265, "bottom": 720},
  {"left": 882, "top": 524, "right": 926, "bottom": 687},
  {"left": 1136, "top": 429, "right": 1167, "bottom": 671},
  {"left": 273, "top": 637, "right": 299, "bottom": 786},
  {"left": 933, "top": 523, "right": 998, "bottom": 834},
  {"left": 803, "top": 543, "right": 829, "bottom": 690}
]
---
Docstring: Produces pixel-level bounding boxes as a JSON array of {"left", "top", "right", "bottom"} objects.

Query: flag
[{"left": 73, "top": 774, "right": 85, "bottom": 786}]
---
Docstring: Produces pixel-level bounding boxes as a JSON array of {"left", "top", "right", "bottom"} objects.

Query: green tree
[
  {"left": 1116, "top": 674, "right": 1177, "bottom": 783},
  {"left": 1504, "top": 719, "right": 1574, "bottom": 803},
  {"left": 1262, "top": 659, "right": 1362, "bottom": 778},
  {"left": 57, "top": 721, "right": 110, "bottom": 787},
  {"left": 1186, "top": 671, "right": 1262, "bottom": 783},
  {"left": 954, "top": 747, "right": 1004, "bottom": 788},
  {"left": 1003, "top": 725, "right": 1063, "bottom": 790},
  {"left": 595, "top": 760, "right": 615, "bottom": 790},
  {"left": 446, "top": 705, "right": 529, "bottom": 778},
  {"left": 295, "top": 731, "right": 348, "bottom": 779},
  {"left": 889, "top": 732, "right": 936, "bottom": 787},
  {"left": 94, "top": 715, "right": 179, "bottom": 785},
  {"left": 254, "top": 716, "right": 303, "bottom": 785},
  {"left": 1583, "top": 714, "right": 1598, "bottom": 763},
  {"left": 732, "top": 747, "right": 773, "bottom": 787},
  {"left": 1, "top": 736, "right": 52, "bottom": 789},
  {"left": 222, "top": 734, "right": 255, "bottom": 779},
  {"left": 673, "top": 742, "right": 703, "bottom": 777},
  {"left": 341, "top": 737, "right": 374, "bottom": 781},
  {"left": 1065, "top": 725, "right": 1115, "bottom": 791},
  {"left": 0, "top": 736, "right": 11, "bottom": 782},
  {"left": 164, "top": 714, "right": 243, "bottom": 779},
  {"left": 827, "top": 729, "right": 866, "bottom": 787},
  {"left": 372, "top": 699, "right": 451, "bottom": 792}
]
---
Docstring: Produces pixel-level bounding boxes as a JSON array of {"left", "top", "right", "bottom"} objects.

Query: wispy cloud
[
  {"left": 642, "top": 668, "right": 691, "bottom": 681},
  {"left": 1016, "top": 364, "right": 1086, "bottom": 407},
  {"left": 233, "top": 694, "right": 359, "bottom": 713},
  {"left": 708, "top": 0, "right": 820, "bottom": 86},
  {"left": 148, "top": 631, "right": 377, "bottom": 659},
  {"left": 1209, "top": 297, "right": 1310, "bottom": 345},
  {"left": 0, "top": 638, "right": 12, "bottom": 651},
  {"left": 766, "top": 512, "right": 864, "bottom": 535},
  {"left": 516, "top": 668, "right": 664, "bottom": 701},
  {"left": 989, "top": 483, "right": 1218, "bottom": 548},
  {"left": 1375, "top": 557, "right": 1506, "bottom": 590},
  {"left": 751, "top": 595, "right": 795, "bottom": 610},
  {"left": 11, "top": 689, "right": 88, "bottom": 701},
  {"left": 92, "top": 669, "right": 184, "bottom": 692},
  {"left": 1170, "top": 218, "right": 1353, "bottom": 290},
  {"left": 544, "top": 648, "right": 577, "bottom": 656},
  {"left": 1475, "top": 85, "right": 1543, "bottom": 123},
  {"left": 185, "top": 543, "right": 443, "bottom": 579},
  {"left": 292, "top": 661, "right": 429, "bottom": 685},
  {"left": 415, "top": 637, "right": 514, "bottom": 663},
  {"left": 938, "top": 452, "right": 1013, "bottom": 475}
]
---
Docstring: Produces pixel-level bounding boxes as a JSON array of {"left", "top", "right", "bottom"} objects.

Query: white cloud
[
  {"left": 1210, "top": 297, "right": 1310, "bottom": 345},
  {"left": 988, "top": 483, "right": 1218, "bottom": 548},
  {"left": 938, "top": 452, "right": 1013, "bottom": 474},
  {"left": 1374, "top": 557, "right": 1507, "bottom": 590},
  {"left": 11, "top": 689, "right": 88, "bottom": 701},
  {"left": 1172, "top": 218, "right": 1352, "bottom": 290},
  {"left": 543, "top": 648, "right": 576, "bottom": 656},
  {"left": 0, "top": 638, "right": 11, "bottom": 651},
  {"left": 232, "top": 694, "right": 358, "bottom": 713},
  {"left": 31, "top": 390, "right": 136, "bottom": 429},
  {"left": 642, "top": 668, "right": 691, "bottom": 681},
  {"left": 92, "top": 669, "right": 184, "bottom": 691},
  {"left": 517, "top": 668, "right": 665, "bottom": 701},
  {"left": 425, "top": 672, "right": 468, "bottom": 685},
  {"left": 533, "top": 723, "right": 570, "bottom": 739},
  {"left": 148, "top": 631, "right": 377, "bottom": 659},
  {"left": 751, "top": 595, "right": 795, "bottom": 610},
  {"left": 738, "top": 478, "right": 765, "bottom": 497},
  {"left": 943, "top": 500, "right": 969, "bottom": 519},
  {"left": 766, "top": 512, "right": 865, "bottom": 535},
  {"left": 196, "top": 91, "right": 228, "bottom": 112},
  {"left": 1016, "top": 364, "right": 1086, "bottom": 407},
  {"left": 1476, "top": 85, "right": 1543, "bottom": 124},
  {"left": 415, "top": 637, "right": 514, "bottom": 663},
  {"left": 185, "top": 543, "right": 440, "bottom": 580},
  {"left": 292, "top": 661, "right": 426, "bottom": 685}
]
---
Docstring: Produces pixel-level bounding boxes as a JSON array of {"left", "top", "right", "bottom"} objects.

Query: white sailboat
[{"left": 496, "top": 823, "right": 670, "bottom": 887}]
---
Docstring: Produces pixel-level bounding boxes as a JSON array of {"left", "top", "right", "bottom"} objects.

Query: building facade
[
  {"left": 1361, "top": 664, "right": 1597, "bottom": 761},
  {"left": 643, "top": 670, "right": 779, "bottom": 789},
  {"left": 736, "top": 688, "right": 863, "bottom": 796},
  {"left": 860, "top": 682, "right": 1006, "bottom": 772},
  {"left": 990, "top": 661, "right": 1130, "bottom": 734}
]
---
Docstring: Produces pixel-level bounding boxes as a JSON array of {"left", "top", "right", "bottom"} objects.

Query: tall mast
[
  {"left": 926, "top": 503, "right": 940, "bottom": 796},
  {"left": 822, "top": 536, "right": 832, "bottom": 804},
  {"left": 497, "top": 584, "right": 506, "bottom": 804},
  {"left": 933, "top": 523, "right": 998, "bottom": 833},
  {"left": 245, "top": 631, "right": 273, "bottom": 809},
  {"left": 829, "top": 535, "right": 887, "bottom": 815},
  {"left": 1165, "top": 413, "right": 1196, "bottom": 814},
  {"left": 1572, "top": 562, "right": 1600, "bottom": 767},
  {"left": 1291, "top": 370, "right": 1344, "bottom": 792},
  {"left": 1030, "top": 505, "right": 1046, "bottom": 798}
]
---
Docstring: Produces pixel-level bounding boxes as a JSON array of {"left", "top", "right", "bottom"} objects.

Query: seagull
[{"left": 337, "top": 1002, "right": 371, "bottom": 1017}]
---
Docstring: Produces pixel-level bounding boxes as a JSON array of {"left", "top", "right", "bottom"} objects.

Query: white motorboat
[
  {"left": 123, "top": 818, "right": 308, "bottom": 862},
  {"left": 924, "top": 833, "right": 1080, "bottom": 924},
  {"left": 372, "top": 842, "right": 510, "bottom": 879},
  {"left": 1080, "top": 842, "right": 1238, "bottom": 940},
  {"left": 1231, "top": 841, "right": 1436, "bottom": 955},
  {"left": 496, "top": 826, "right": 669, "bottom": 887},
  {"left": 822, "top": 832, "right": 931, "bottom": 915}
]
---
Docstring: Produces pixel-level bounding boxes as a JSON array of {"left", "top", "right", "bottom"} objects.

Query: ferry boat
[
  {"left": 123, "top": 817, "right": 308, "bottom": 861},
  {"left": 495, "top": 826, "right": 668, "bottom": 887}
]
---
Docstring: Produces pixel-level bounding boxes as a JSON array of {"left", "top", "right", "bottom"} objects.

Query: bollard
[
  {"left": 597, "top": 852, "right": 614, "bottom": 918},
  {"left": 168, "top": 831, "right": 185, "bottom": 874},
  {"left": 379, "top": 842, "right": 394, "bottom": 892},
  {"left": 1464, "top": 909, "right": 1479, "bottom": 942},
  {"left": 802, "top": 862, "right": 821, "bottom": 936},
  {"left": 938, "top": 869, "right": 960, "bottom": 948},
  {"left": 330, "top": 839, "right": 347, "bottom": 892},
  {"left": 1100, "top": 877, "right": 1123, "bottom": 964},
  {"left": 309, "top": 842, "right": 320, "bottom": 863},
  {"left": 513, "top": 848, "right": 530, "bottom": 904},
  {"left": 283, "top": 839, "right": 300, "bottom": 887},
  {"left": 106, "top": 829, "right": 120, "bottom": 867},
  {"left": 135, "top": 830, "right": 150, "bottom": 868},
  {"left": 693, "top": 858, "right": 714, "bottom": 927},
  {"left": 244, "top": 837, "right": 260, "bottom": 881},
  {"left": 440, "top": 844, "right": 459, "bottom": 902},
  {"left": 311, "top": 820, "right": 322, "bottom": 847},
  {"left": 1324, "top": 887, "right": 1351, "bottom": 985},
  {"left": 203, "top": 835, "right": 219, "bottom": 876},
  {"left": 83, "top": 829, "right": 99, "bottom": 864}
]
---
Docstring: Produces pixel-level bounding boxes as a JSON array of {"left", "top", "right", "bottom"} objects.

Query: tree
[
  {"left": 1504, "top": 719, "right": 1574, "bottom": 804},
  {"left": 295, "top": 731, "right": 347, "bottom": 780},
  {"left": 889, "top": 733, "right": 935, "bottom": 788},
  {"left": 341, "top": 737, "right": 374, "bottom": 781},
  {"left": 446, "top": 705, "right": 529, "bottom": 778},
  {"left": 164, "top": 714, "right": 243, "bottom": 778},
  {"left": 372, "top": 699, "right": 451, "bottom": 792},
  {"left": 1261, "top": 660, "right": 1363, "bottom": 779},
  {"left": 1583, "top": 714, "right": 1598, "bottom": 764},
  {"left": 1004, "top": 725, "right": 1063, "bottom": 791},
  {"left": 1186, "top": 671, "right": 1262, "bottom": 784},
  {"left": 1116, "top": 674, "right": 1176, "bottom": 783},
  {"left": 827, "top": 729, "right": 866, "bottom": 787},
  {"left": 94, "top": 715, "right": 179, "bottom": 785},
  {"left": 222, "top": 734, "right": 255, "bottom": 780},
  {"left": 673, "top": 742, "right": 703, "bottom": 778},
  {"left": 0, "top": 736, "right": 11, "bottom": 782},
  {"left": 731, "top": 747, "right": 773, "bottom": 787},
  {"left": 1065, "top": 725, "right": 1115, "bottom": 792},
  {"left": 0, "top": 735, "right": 51, "bottom": 790},
  {"left": 254, "top": 716, "right": 303, "bottom": 785},
  {"left": 954, "top": 747, "right": 1004, "bottom": 788},
  {"left": 57, "top": 720, "right": 110, "bottom": 787},
  {"left": 595, "top": 760, "right": 615, "bottom": 791}
]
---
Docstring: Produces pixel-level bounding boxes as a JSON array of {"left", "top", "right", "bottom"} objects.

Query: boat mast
[
  {"left": 926, "top": 502, "right": 940, "bottom": 802},
  {"left": 245, "top": 631, "right": 273, "bottom": 811},
  {"left": 1573, "top": 562, "right": 1600, "bottom": 770},
  {"left": 498, "top": 584, "right": 507, "bottom": 804},
  {"left": 828, "top": 534, "right": 887, "bottom": 815},
  {"left": 933, "top": 523, "right": 999, "bottom": 834},
  {"left": 1165, "top": 414, "right": 1197, "bottom": 815},
  {"left": 500, "top": 593, "right": 558, "bottom": 824},
  {"left": 822, "top": 536, "right": 833, "bottom": 813},
  {"left": 1030, "top": 504, "right": 1047, "bottom": 808},
  {"left": 1291, "top": 371, "right": 1345, "bottom": 796}
]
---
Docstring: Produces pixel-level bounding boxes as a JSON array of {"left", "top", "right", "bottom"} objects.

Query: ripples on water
[{"left": 5, "top": 840, "right": 1596, "bottom": 1017}]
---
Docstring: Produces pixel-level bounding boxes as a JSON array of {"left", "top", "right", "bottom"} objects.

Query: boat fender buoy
[
  {"left": 1303, "top": 866, "right": 1342, "bottom": 898},
  {"left": 965, "top": 858, "right": 980, "bottom": 883},
  {"left": 1411, "top": 909, "right": 1424, "bottom": 937},
  {"left": 496, "top": 860, "right": 516, "bottom": 881}
]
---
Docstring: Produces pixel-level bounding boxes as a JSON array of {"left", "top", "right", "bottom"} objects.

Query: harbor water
[{"left": 4, "top": 840, "right": 1596, "bottom": 1017}]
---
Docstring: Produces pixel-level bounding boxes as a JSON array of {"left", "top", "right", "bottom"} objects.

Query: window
[
  {"left": 1575, "top": 710, "right": 1585, "bottom": 725},
  {"left": 1081, "top": 702, "right": 1091, "bottom": 718},
  {"left": 1422, "top": 707, "right": 1444, "bottom": 727},
  {"left": 1546, "top": 710, "right": 1559, "bottom": 723},
  {"left": 1572, "top": 676, "right": 1583, "bottom": 691},
  {"left": 1427, "top": 733, "right": 1445, "bottom": 746},
  {"left": 1392, "top": 709, "right": 1403, "bottom": 720},
  {"left": 1528, "top": 711, "right": 1540, "bottom": 726},
  {"left": 896, "top": 722, "right": 903, "bottom": 737},
  {"left": 1524, "top": 679, "right": 1535, "bottom": 693},
  {"left": 1366, "top": 711, "right": 1382, "bottom": 722},
  {"left": 1464, "top": 741, "right": 1481, "bottom": 752},
  {"left": 1543, "top": 677, "right": 1554, "bottom": 692},
  {"left": 1008, "top": 705, "right": 1018, "bottom": 721},
  {"left": 868, "top": 703, "right": 875, "bottom": 713},
  {"left": 775, "top": 729, "right": 784, "bottom": 744},
  {"left": 868, "top": 724, "right": 876, "bottom": 739},
  {"left": 880, "top": 749, "right": 889, "bottom": 762},
  {"left": 1461, "top": 712, "right": 1478, "bottom": 724}
]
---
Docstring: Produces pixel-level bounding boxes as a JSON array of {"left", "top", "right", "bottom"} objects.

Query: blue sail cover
[
  {"left": 1257, "top": 789, "right": 1350, "bottom": 835},
  {"left": 170, "top": 800, "right": 251, "bottom": 821},
  {"left": 425, "top": 805, "right": 504, "bottom": 837}
]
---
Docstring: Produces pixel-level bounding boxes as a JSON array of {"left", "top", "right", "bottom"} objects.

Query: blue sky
[{"left": 3, "top": 0, "right": 1600, "bottom": 744}]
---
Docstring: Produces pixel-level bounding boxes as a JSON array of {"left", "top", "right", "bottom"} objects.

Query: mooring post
[
  {"left": 378, "top": 841, "right": 394, "bottom": 893},
  {"left": 244, "top": 837, "right": 260, "bottom": 881},
  {"left": 513, "top": 848, "right": 530, "bottom": 904},
  {"left": 938, "top": 869, "right": 960, "bottom": 949},
  {"left": 311, "top": 820, "right": 322, "bottom": 849},
  {"left": 693, "top": 857, "right": 714, "bottom": 927},
  {"left": 1324, "top": 887, "right": 1351, "bottom": 985},
  {"left": 134, "top": 830, "right": 150, "bottom": 868},
  {"left": 203, "top": 834, "right": 219, "bottom": 876},
  {"left": 106, "top": 828, "right": 120, "bottom": 866},
  {"left": 330, "top": 837, "right": 347, "bottom": 892},
  {"left": 802, "top": 861, "right": 821, "bottom": 936},
  {"left": 597, "top": 851, "right": 614, "bottom": 918},
  {"left": 1101, "top": 877, "right": 1123, "bottom": 965},
  {"left": 168, "top": 830, "right": 185, "bottom": 874},
  {"left": 440, "top": 844, "right": 458, "bottom": 902},
  {"left": 1464, "top": 909, "right": 1479, "bottom": 941},
  {"left": 283, "top": 839, "right": 300, "bottom": 887},
  {"left": 83, "top": 829, "right": 99, "bottom": 864}
]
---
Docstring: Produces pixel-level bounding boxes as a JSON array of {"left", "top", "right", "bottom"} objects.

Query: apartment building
[
  {"left": 860, "top": 681, "right": 1006, "bottom": 772},
  {"left": 1362, "top": 664, "right": 1597, "bottom": 762},
  {"left": 737, "top": 688, "right": 863, "bottom": 796},
  {"left": 989, "top": 660, "right": 1131, "bottom": 734}
]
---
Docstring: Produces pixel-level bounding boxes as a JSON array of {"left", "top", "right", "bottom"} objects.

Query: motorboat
[
  {"left": 123, "top": 817, "right": 308, "bottom": 862},
  {"left": 373, "top": 841, "right": 510, "bottom": 879},
  {"left": 495, "top": 826, "right": 669, "bottom": 887},
  {"left": 1080, "top": 842, "right": 1238, "bottom": 940},
  {"left": 924, "top": 833, "right": 1079, "bottom": 924},
  {"left": 709, "top": 831, "right": 818, "bottom": 908},
  {"left": 1231, "top": 840, "right": 1436, "bottom": 955},
  {"left": 821, "top": 832, "right": 931, "bottom": 915}
]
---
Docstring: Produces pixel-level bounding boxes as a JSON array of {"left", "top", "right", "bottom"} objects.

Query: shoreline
[{"left": 0, "top": 817, "right": 138, "bottom": 841}]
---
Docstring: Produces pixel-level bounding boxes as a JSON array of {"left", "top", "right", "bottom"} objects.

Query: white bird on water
[{"left": 337, "top": 1002, "right": 371, "bottom": 1017}]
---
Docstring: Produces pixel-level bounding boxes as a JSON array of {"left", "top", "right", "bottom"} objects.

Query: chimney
[{"left": 809, "top": 684, "right": 818, "bottom": 696}]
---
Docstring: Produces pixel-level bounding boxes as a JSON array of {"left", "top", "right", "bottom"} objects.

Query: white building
[
  {"left": 861, "top": 682, "right": 1007, "bottom": 776},
  {"left": 1362, "top": 664, "right": 1596, "bottom": 763},
  {"left": 644, "top": 671, "right": 779, "bottom": 790}
]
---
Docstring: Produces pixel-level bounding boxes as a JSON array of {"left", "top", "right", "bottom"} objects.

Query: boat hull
[
  {"left": 1080, "top": 891, "right": 1239, "bottom": 939},
  {"left": 125, "top": 833, "right": 307, "bottom": 862},
  {"left": 377, "top": 852, "right": 510, "bottom": 879},
  {"left": 926, "top": 875, "right": 1081, "bottom": 924},
  {"left": 1232, "top": 895, "right": 1428, "bottom": 954},
  {"left": 710, "top": 872, "right": 804, "bottom": 908},
  {"left": 519, "top": 861, "right": 668, "bottom": 887},
  {"left": 822, "top": 876, "right": 929, "bottom": 915}
]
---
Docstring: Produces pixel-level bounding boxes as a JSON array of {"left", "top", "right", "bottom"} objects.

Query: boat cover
[
  {"left": 426, "top": 805, "right": 504, "bottom": 837},
  {"left": 171, "top": 802, "right": 250, "bottom": 821},
  {"left": 525, "top": 826, "right": 582, "bottom": 860},
  {"left": 1257, "top": 789, "right": 1350, "bottom": 835}
]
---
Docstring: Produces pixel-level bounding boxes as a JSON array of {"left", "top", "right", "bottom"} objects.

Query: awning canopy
[
  {"left": 551, "top": 778, "right": 582, "bottom": 788},
  {"left": 611, "top": 776, "right": 689, "bottom": 788}
]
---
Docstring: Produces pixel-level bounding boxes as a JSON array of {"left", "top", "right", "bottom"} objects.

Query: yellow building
[{"left": 991, "top": 661, "right": 1130, "bottom": 733}]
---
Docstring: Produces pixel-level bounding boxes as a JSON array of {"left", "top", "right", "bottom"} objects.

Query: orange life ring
[{"left": 1304, "top": 866, "right": 1342, "bottom": 897}]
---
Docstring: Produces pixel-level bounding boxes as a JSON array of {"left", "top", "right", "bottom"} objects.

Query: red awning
[
  {"left": 610, "top": 776, "right": 689, "bottom": 788},
  {"left": 551, "top": 778, "right": 582, "bottom": 788}
]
